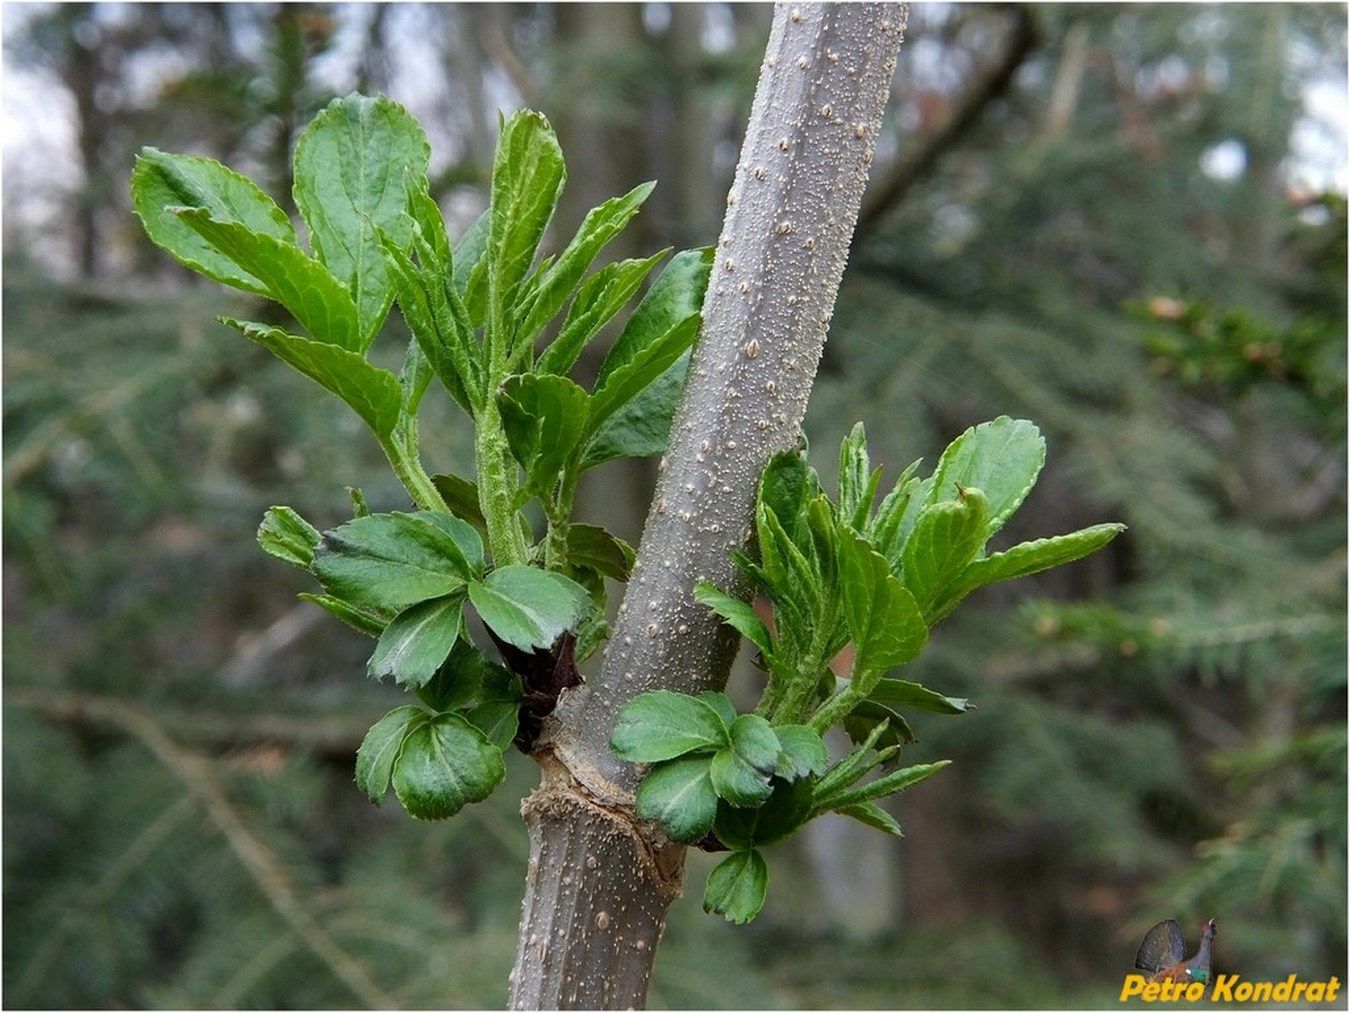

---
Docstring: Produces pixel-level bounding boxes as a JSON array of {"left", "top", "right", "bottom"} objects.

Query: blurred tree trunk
[{"left": 508, "top": 6, "right": 907, "bottom": 1008}]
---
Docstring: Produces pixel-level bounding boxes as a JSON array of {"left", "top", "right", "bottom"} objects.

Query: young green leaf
[
  {"left": 467, "top": 565, "right": 591, "bottom": 651},
  {"left": 728, "top": 714, "right": 781, "bottom": 775},
  {"left": 566, "top": 524, "right": 635, "bottom": 581},
  {"left": 838, "top": 422, "right": 881, "bottom": 529},
  {"left": 176, "top": 209, "right": 362, "bottom": 350},
  {"left": 430, "top": 474, "right": 488, "bottom": 536},
  {"left": 465, "top": 662, "right": 523, "bottom": 750},
  {"left": 131, "top": 147, "right": 296, "bottom": 296},
  {"left": 497, "top": 373, "right": 590, "bottom": 498},
  {"left": 537, "top": 252, "right": 667, "bottom": 376},
  {"left": 515, "top": 181, "right": 656, "bottom": 346},
  {"left": 714, "top": 777, "right": 815, "bottom": 849},
  {"left": 584, "top": 314, "right": 700, "bottom": 437},
  {"left": 257, "top": 506, "right": 320, "bottom": 569},
  {"left": 297, "top": 593, "right": 387, "bottom": 637},
  {"left": 868, "top": 459, "right": 923, "bottom": 563},
  {"left": 710, "top": 748, "right": 774, "bottom": 808},
  {"left": 595, "top": 247, "right": 713, "bottom": 386},
  {"left": 866, "top": 677, "right": 971, "bottom": 716},
  {"left": 580, "top": 350, "right": 689, "bottom": 467},
  {"left": 693, "top": 580, "right": 774, "bottom": 657},
  {"left": 837, "top": 527, "right": 928, "bottom": 675},
  {"left": 314, "top": 511, "right": 480, "bottom": 611},
  {"left": 293, "top": 94, "right": 431, "bottom": 345},
  {"left": 368, "top": 594, "right": 464, "bottom": 687},
  {"left": 758, "top": 445, "right": 814, "bottom": 542},
  {"left": 489, "top": 111, "right": 566, "bottom": 341},
  {"left": 902, "top": 487, "right": 990, "bottom": 615},
  {"left": 391, "top": 713, "right": 505, "bottom": 820},
  {"left": 772, "top": 725, "right": 830, "bottom": 781},
  {"left": 697, "top": 691, "right": 738, "bottom": 729},
  {"left": 219, "top": 318, "right": 403, "bottom": 438},
  {"left": 820, "top": 760, "right": 952, "bottom": 809},
  {"left": 835, "top": 801, "right": 903, "bottom": 837},
  {"left": 929, "top": 523, "right": 1127, "bottom": 623},
  {"left": 926, "top": 417, "right": 1045, "bottom": 537},
  {"left": 611, "top": 690, "right": 729, "bottom": 762},
  {"left": 355, "top": 704, "right": 423, "bottom": 804},
  {"left": 635, "top": 755, "right": 718, "bottom": 843},
  {"left": 703, "top": 850, "right": 769, "bottom": 924}
]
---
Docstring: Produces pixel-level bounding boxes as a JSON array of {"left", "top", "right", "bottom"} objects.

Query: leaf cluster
[{"left": 612, "top": 417, "right": 1124, "bottom": 921}]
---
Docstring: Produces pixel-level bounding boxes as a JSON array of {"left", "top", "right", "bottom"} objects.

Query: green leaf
[
  {"left": 314, "top": 511, "right": 481, "bottom": 611},
  {"left": 902, "top": 488, "right": 990, "bottom": 615},
  {"left": 176, "top": 210, "right": 361, "bottom": 350},
  {"left": 759, "top": 446, "right": 814, "bottom": 542},
  {"left": 698, "top": 691, "right": 738, "bottom": 729},
  {"left": 868, "top": 459, "right": 923, "bottom": 564},
  {"left": 835, "top": 801, "right": 903, "bottom": 837},
  {"left": 584, "top": 314, "right": 700, "bottom": 438},
  {"left": 931, "top": 523, "right": 1127, "bottom": 623},
  {"left": 838, "top": 422, "right": 881, "bottom": 530},
  {"left": 467, "top": 565, "right": 591, "bottom": 651},
  {"left": 866, "top": 677, "right": 972, "bottom": 716},
  {"left": 844, "top": 701, "right": 915, "bottom": 749},
  {"left": 580, "top": 350, "right": 689, "bottom": 468},
  {"left": 837, "top": 528, "right": 928, "bottom": 675},
  {"left": 257, "top": 506, "right": 320, "bottom": 569},
  {"left": 391, "top": 713, "right": 505, "bottom": 820},
  {"left": 293, "top": 94, "right": 431, "bottom": 345},
  {"left": 431, "top": 474, "right": 488, "bottom": 536},
  {"left": 703, "top": 850, "right": 769, "bottom": 924},
  {"left": 377, "top": 225, "right": 480, "bottom": 413},
  {"left": 773, "top": 725, "right": 830, "bottom": 781},
  {"left": 219, "top": 318, "right": 403, "bottom": 438},
  {"left": 611, "top": 690, "right": 729, "bottom": 762},
  {"left": 131, "top": 147, "right": 295, "bottom": 296},
  {"left": 537, "top": 253, "right": 667, "bottom": 376},
  {"left": 728, "top": 714, "right": 781, "bottom": 775},
  {"left": 822, "top": 760, "right": 952, "bottom": 809},
  {"left": 926, "top": 417, "right": 1045, "bottom": 537},
  {"left": 355, "top": 705, "right": 423, "bottom": 804},
  {"left": 453, "top": 209, "right": 489, "bottom": 298},
  {"left": 297, "top": 593, "right": 387, "bottom": 637},
  {"left": 635, "top": 756, "right": 717, "bottom": 843},
  {"left": 348, "top": 487, "right": 371, "bottom": 518},
  {"left": 714, "top": 778, "right": 815, "bottom": 849},
  {"left": 516, "top": 182, "right": 656, "bottom": 346},
  {"left": 489, "top": 111, "right": 566, "bottom": 339},
  {"left": 694, "top": 580, "right": 773, "bottom": 657},
  {"left": 497, "top": 373, "right": 590, "bottom": 497},
  {"left": 465, "top": 662, "right": 523, "bottom": 750},
  {"left": 368, "top": 594, "right": 464, "bottom": 687},
  {"left": 596, "top": 247, "right": 713, "bottom": 387},
  {"left": 405, "top": 169, "right": 450, "bottom": 266},
  {"left": 566, "top": 524, "right": 635, "bottom": 581},
  {"left": 710, "top": 748, "right": 774, "bottom": 808}
]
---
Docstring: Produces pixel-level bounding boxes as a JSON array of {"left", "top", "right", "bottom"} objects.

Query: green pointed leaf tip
[
  {"left": 368, "top": 595, "right": 463, "bottom": 687},
  {"left": 257, "top": 506, "right": 320, "bottom": 569},
  {"left": 391, "top": 712, "right": 505, "bottom": 820},
  {"left": 313, "top": 511, "right": 483, "bottom": 611},
  {"left": 867, "top": 677, "right": 972, "bottom": 716},
  {"left": 467, "top": 565, "right": 591, "bottom": 651},
  {"left": 703, "top": 850, "right": 769, "bottom": 924},
  {"left": 835, "top": 801, "right": 903, "bottom": 837},
  {"left": 612, "top": 690, "right": 729, "bottom": 763},
  {"left": 293, "top": 93, "right": 431, "bottom": 344},
  {"left": 297, "top": 593, "right": 387, "bottom": 637},
  {"left": 635, "top": 755, "right": 718, "bottom": 842},
  {"left": 927, "top": 417, "right": 1046, "bottom": 536},
  {"left": 694, "top": 580, "right": 774, "bottom": 656},
  {"left": 131, "top": 147, "right": 295, "bottom": 295},
  {"left": 355, "top": 705, "right": 424, "bottom": 804}
]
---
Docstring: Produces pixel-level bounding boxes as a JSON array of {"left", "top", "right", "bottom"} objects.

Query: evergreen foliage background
[{"left": 4, "top": 4, "right": 1344, "bottom": 1007}]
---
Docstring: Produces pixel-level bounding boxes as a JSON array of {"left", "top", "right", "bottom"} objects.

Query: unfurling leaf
[
  {"left": 612, "top": 690, "right": 729, "bottom": 762},
  {"left": 257, "top": 506, "right": 320, "bottom": 569},
  {"left": 703, "top": 849, "right": 769, "bottom": 924}
]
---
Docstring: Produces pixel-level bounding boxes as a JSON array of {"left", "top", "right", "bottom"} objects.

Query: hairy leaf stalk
[{"left": 508, "top": 4, "right": 908, "bottom": 1008}]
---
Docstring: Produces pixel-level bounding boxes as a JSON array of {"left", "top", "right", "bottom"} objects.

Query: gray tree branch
[{"left": 508, "top": 5, "right": 908, "bottom": 1008}]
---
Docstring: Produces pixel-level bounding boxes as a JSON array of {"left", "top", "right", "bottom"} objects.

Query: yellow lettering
[
  {"left": 1327, "top": 977, "right": 1340, "bottom": 1002},
  {"left": 1273, "top": 975, "right": 1296, "bottom": 1002},
  {"left": 1143, "top": 981, "right": 1162, "bottom": 1001},
  {"left": 1210, "top": 974, "right": 1235, "bottom": 1002},
  {"left": 1184, "top": 982, "right": 1204, "bottom": 1002},
  {"left": 1234, "top": 981, "right": 1253, "bottom": 1001},
  {"left": 1251, "top": 981, "right": 1273, "bottom": 1002},
  {"left": 1121, "top": 975, "right": 1148, "bottom": 1001},
  {"left": 1295, "top": 981, "right": 1313, "bottom": 1002}
]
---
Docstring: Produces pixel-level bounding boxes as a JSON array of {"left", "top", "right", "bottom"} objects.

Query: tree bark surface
[{"left": 509, "top": 5, "right": 907, "bottom": 1008}]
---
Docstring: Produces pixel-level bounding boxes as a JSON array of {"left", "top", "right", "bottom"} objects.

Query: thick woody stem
[{"left": 509, "top": 5, "right": 907, "bottom": 1008}]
